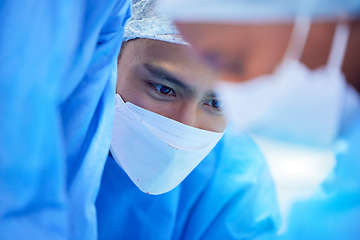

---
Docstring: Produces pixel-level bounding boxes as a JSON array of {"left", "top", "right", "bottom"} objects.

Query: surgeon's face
[
  {"left": 116, "top": 38, "right": 227, "bottom": 132},
  {"left": 175, "top": 23, "right": 294, "bottom": 83}
]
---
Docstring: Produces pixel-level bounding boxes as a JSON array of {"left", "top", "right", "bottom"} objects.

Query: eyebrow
[
  {"left": 144, "top": 63, "right": 195, "bottom": 95},
  {"left": 205, "top": 91, "right": 217, "bottom": 98}
]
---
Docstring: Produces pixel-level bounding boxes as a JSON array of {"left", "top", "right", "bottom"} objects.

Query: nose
[{"left": 175, "top": 102, "right": 200, "bottom": 129}]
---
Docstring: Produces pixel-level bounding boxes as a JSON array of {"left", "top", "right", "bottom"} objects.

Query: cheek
[
  {"left": 212, "top": 117, "right": 228, "bottom": 133},
  {"left": 116, "top": 78, "right": 154, "bottom": 109},
  {"left": 116, "top": 82, "right": 143, "bottom": 106}
]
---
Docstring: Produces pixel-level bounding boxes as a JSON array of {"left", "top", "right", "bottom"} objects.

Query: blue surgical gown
[
  {"left": 273, "top": 100, "right": 360, "bottom": 239},
  {"left": 0, "top": 1, "right": 131, "bottom": 239},
  {"left": 96, "top": 131, "right": 281, "bottom": 240}
]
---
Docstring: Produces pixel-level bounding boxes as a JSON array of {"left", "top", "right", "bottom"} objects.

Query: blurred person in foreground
[
  {"left": 95, "top": 0, "right": 280, "bottom": 239},
  {"left": 159, "top": 0, "right": 360, "bottom": 239}
]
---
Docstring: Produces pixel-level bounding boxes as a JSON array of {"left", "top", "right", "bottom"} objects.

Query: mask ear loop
[
  {"left": 282, "top": 16, "right": 312, "bottom": 62},
  {"left": 326, "top": 21, "right": 350, "bottom": 70}
]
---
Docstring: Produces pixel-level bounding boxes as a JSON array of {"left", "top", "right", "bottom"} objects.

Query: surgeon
[
  {"left": 95, "top": 0, "right": 280, "bottom": 239},
  {"left": 159, "top": 0, "right": 360, "bottom": 239},
  {"left": 0, "top": 1, "right": 131, "bottom": 240}
]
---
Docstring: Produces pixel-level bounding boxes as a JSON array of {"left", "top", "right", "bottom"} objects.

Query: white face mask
[
  {"left": 217, "top": 18, "right": 350, "bottom": 147},
  {"left": 110, "top": 94, "right": 223, "bottom": 195}
]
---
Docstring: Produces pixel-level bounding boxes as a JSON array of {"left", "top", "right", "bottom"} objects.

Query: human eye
[
  {"left": 152, "top": 83, "right": 176, "bottom": 97},
  {"left": 203, "top": 98, "right": 224, "bottom": 115}
]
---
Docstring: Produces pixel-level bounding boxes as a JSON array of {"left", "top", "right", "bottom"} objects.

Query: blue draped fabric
[
  {"left": 96, "top": 132, "right": 280, "bottom": 239},
  {"left": 275, "top": 106, "right": 360, "bottom": 240},
  {"left": 0, "top": 1, "right": 131, "bottom": 239}
]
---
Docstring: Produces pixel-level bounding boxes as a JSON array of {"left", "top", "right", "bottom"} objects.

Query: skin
[
  {"left": 175, "top": 19, "right": 360, "bottom": 92},
  {"left": 116, "top": 38, "right": 227, "bottom": 133}
]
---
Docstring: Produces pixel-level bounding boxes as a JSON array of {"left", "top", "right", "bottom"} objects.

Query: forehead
[
  {"left": 123, "top": 39, "right": 218, "bottom": 95},
  {"left": 175, "top": 23, "right": 293, "bottom": 53},
  {"left": 174, "top": 23, "right": 294, "bottom": 81}
]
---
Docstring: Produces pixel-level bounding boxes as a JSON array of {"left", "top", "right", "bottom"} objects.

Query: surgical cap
[
  {"left": 123, "top": 0, "right": 187, "bottom": 44},
  {"left": 159, "top": 0, "right": 360, "bottom": 23}
]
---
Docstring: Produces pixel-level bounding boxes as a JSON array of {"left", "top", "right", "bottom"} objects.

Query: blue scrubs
[
  {"left": 0, "top": 1, "right": 131, "bottom": 239},
  {"left": 274, "top": 105, "right": 360, "bottom": 240},
  {"left": 96, "top": 132, "right": 280, "bottom": 240}
]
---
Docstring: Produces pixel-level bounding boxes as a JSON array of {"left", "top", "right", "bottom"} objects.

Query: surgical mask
[
  {"left": 110, "top": 94, "right": 223, "bottom": 195},
  {"left": 217, "top": 17, "right": 350, "bottom": 147}
]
